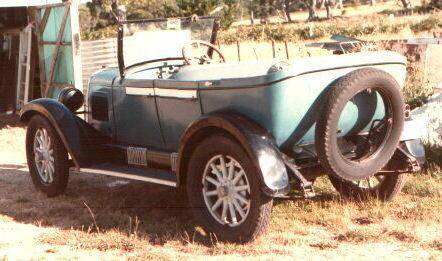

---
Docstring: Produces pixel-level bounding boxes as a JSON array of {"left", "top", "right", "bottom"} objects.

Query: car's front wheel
[
  {"left": 26, "top": 115, "right": 70, "bottom": 197},
  {"left": 187, "top": 134, "right": 273, "bottom": 243}
]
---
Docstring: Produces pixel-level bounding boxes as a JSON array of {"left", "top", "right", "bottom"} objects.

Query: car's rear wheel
[
  {"left": 328, "top": 172, "right": 406, "bottom": 201},
  {"left": 26, "top": 115, "right": 69, "bottom": 197},
  {"left": 187, "top": 134, "right": 273, "bottom": 243}
]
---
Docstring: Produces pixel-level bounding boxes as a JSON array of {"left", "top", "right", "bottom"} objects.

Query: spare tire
[{"left": 315, "top": 68, "right": 405, "bottom": 181}]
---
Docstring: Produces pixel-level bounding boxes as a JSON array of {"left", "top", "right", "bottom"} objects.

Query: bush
[
  {"left": 217, "top": 16, "right": 416, "bottom": 44},
  {"left": 402, "top": 62, "right": 434, "bottom": 109},
  {"left": 425, "top": 144, "right": 442, "bottom": 168},
  {"left": 163, "top": 0, "right": 240, "bottom": 29},
  {"left": 410, "top": 15, "right": 442, "bottom": 32}
]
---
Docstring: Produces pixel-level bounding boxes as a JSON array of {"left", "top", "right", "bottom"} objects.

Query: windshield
[{"left": 121, "top": 17, "right": 216, "bottom": 70}]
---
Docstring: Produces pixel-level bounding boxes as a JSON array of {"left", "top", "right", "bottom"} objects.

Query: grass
[
  {"left": 25, "top": 172, "right": 439, "bottom": 259},
  {"left": 0, "top": 113, "right": 441, "bottom": 259},
  {"left": 0, "top": 118, "right": 440, "bottom": 259}
]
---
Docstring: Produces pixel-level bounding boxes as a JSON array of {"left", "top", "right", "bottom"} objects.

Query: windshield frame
[{"left": 117, "top": 16, "right": 220, "bottom": 77}]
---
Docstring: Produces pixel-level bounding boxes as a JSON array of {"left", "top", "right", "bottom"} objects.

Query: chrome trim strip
[
  {"left": 125, "top": 87, "right": 155, "bottom": 96},
  {"left": 71, "top": 168, "right": 177, "bottom": 187},
  {"left": 155, "top": 88, "right": 197, "bottom": 99}
]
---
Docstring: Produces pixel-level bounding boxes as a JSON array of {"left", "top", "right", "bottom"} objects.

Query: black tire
[
  {"left": 26, "top": 115, "right": 70, "bottom": 197},
  {"left": 315, "top": 68, "right": 405, "bottom": 181},
  {"left": 186, "top": 134, "right": 273, "bottom": 243},
  {"left": 328, "top": 173, "right": 407, "bottom": 201}
]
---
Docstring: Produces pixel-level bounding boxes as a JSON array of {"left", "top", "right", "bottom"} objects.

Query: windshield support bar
[{"left": 117, "top": 16, "right": 219, "bottom": 78}]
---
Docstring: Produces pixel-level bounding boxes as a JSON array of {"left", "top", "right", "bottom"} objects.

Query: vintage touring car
[{"left": 21, "top": 16, "right": 425, "bottom": 242}]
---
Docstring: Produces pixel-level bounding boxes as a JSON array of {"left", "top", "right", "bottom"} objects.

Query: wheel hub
[
  {"left": 33, "top": 128, "right": 54, "bottom": 184},
  {"left": 202, "top": 155, "right": 251, "bottom": 227}
]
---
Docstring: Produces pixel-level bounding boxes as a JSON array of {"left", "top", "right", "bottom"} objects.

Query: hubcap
[
  {"left": 202, "top": 155, "right": 251, "bottom": 227},
  {"left": 33, "top": 128, "right": 55, "bottom": 184}
]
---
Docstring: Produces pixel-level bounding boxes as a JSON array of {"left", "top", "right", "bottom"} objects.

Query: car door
[
  {"left": 154, "top": 79, "right": 202, "bottom": 151},
  {"left": 112, "top": 78, "right": 165, "bottom": 149}
]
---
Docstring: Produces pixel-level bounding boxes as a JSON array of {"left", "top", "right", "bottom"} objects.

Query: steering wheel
[{"left": 182, "top": 40, "right": 226, "bottom": 65}]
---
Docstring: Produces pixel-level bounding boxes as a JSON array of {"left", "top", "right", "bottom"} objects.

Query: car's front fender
[
  {"left": 178, "top": 111, "right": 290, "bottom": 197},
  {"left": 20, "top": 98, "right": 105, "bottom": 169}
]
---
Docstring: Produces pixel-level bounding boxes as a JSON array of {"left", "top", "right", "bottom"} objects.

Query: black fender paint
[
  {"left": 177, "top": 111, "right": 290, "bottom": 197},
  {"left": 20, "top": 98, "right": 107, "bottom": 169}
]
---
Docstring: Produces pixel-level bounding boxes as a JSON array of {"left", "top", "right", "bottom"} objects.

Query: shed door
[
  {"left": 34, "top": 0, "right": 82, "bottom": 99},
  {"left": 0, "top": 33, "right": 19, "bottom": 113}
]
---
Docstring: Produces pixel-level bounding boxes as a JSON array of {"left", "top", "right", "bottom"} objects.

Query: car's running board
[{"left": 69, "top": 163, "right": 177, "bottom": 187}]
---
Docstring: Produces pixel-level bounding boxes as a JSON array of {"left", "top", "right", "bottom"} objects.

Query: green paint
[{"left": 40, "top": 5, "right": 75, "bottom": 98}]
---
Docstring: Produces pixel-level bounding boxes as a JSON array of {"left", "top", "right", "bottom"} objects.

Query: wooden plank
[
  {"left": 35, "top": 2, "right": 67, "bottom": 9},
  {"left": 44, "top": 5, "right": 70, "bottom": 97},
  {"left": 69, "top": 0, "right": 84, "bottom": 94},
  {"left": 41, "top": 41, "right": 72, "bottom": 46},
  {"left": 24, "top": 26, "right": 33, "bottom": 105},
  {"left": 39, "top": 7, "right": 52, "bottom": 33},
  {"left": 33, "top": 7, "right": 47, "bottom": 98},
  {"left": 43, "top": 82, "right": 75, "bottom": 89}
]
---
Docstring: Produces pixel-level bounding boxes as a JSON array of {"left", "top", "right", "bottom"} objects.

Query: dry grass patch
[
  {"left": 0, "top": 116, "right": 441, "bottom": 259},
  {"left": 40, "top": 229, "right": 140, "bottom": 252}
]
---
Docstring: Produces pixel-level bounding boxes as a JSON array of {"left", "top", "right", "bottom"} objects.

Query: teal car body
[
  {"left": 20, "top": 15, "right": 424, "bottom": 200},
  {"left": 88, "top": 51, "right": 406, "bottom": 153}
]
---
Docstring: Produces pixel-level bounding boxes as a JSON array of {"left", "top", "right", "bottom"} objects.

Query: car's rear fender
[
  {"left": 20, "top": 98, "right": 106, "bottom": 169},
  {"left": 177, "top": 111, "right": 290, "bottom": 197}
]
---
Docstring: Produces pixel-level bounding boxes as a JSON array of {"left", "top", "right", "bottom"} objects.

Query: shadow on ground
[
  {"left": 0, "top": 115, "right": 24, "bottom": 130},
  {"left": 0, "top": 163, "right": 337, "bottom": 246}
]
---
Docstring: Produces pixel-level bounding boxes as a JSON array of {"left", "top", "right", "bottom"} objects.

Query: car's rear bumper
[
  {"left": 401, "top": 117, "right": 426, "bottom": 142},
  {"left": 387, "top": 117, "right": 427, "bottom": 173}
]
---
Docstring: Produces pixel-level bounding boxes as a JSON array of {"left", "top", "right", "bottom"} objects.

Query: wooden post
[
  {"left": 236, "top": 41, "right": 241, "bottom": 61},
  {"left": 33, "top": 7, "right": 49, "bottom": 98},
  {"left": 284, "top": 41, "right": 289, "bottom": 60},
  {"left": 271, "top": 40, "right": 276, "bottom": 58}
]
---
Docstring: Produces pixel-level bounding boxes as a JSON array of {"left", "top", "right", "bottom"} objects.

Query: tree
[
  {"left": 284, "top": 0, "right": 292, "bottom": 22},
  {"left": 336, "top": 0, "right": 343, "bottom": 9},
  {"left": 164, "top": 0, "right": 240, "bottom": 28},
  {"left": 307, "top": 0, "right": 319, "bottom": 21},
  {"left": 324, "top": 0, "right": 333, "bottom": 19},
  {"left": 400, "top": 0, "right": 413, "bottom": 9}
]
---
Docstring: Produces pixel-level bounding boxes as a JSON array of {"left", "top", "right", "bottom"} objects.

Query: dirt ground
[{"left": 0, "top": 114, "right": 441, "bottom": 259}]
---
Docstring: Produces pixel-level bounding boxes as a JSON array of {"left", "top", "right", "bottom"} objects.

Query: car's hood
[{"left": 89, "top": 67, "right": 120, "bottom": 86}]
